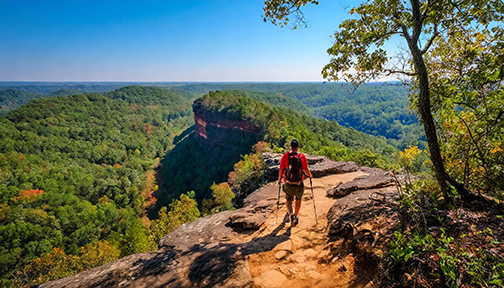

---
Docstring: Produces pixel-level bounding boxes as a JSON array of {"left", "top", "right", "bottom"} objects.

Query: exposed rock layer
[
  {"left": 326, "top": 166, "right": 395, "bottom": 198},
  {"left": 193, "top": 99, "right": 262, "bottom": 150}
]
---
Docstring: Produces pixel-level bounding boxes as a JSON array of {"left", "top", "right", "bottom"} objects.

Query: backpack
[{"left": 286, "top": 152, "right": 303, "bottom": 182}]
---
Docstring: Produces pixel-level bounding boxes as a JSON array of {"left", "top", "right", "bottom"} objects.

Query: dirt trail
[{"left": 239, "top": 171, "right": 370, "bottom": 288}]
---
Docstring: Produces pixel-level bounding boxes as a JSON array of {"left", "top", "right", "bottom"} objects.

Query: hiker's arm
[
  {"left": 302, "top": 155, "right": 312, "bottom": 178},
  {"left": 278, "top": 154, "right": 287, "bottom": 184}
]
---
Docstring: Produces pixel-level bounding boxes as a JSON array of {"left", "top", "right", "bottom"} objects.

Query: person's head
[{"left": 290, "top": 139, "right": 299, "bottom": 152}]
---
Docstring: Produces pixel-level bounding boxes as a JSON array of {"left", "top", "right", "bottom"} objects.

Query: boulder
[
  {"left": 229, "top": 209, "right": 269, "bottom": 230},
  {"left": 229, "top": 183, "right": 280, "bottom": 230},
  {"left": 160, "top": 210, "right": 236, "bottom": 249},
  {"left": 326, "top": 167, "right": 395, "bottom": 198},
  {"left": 310, "top": 160, "right": 358, "bottom": 177},
  {"left": 326, "top": 186, "right": 401, "bottom": 250}
]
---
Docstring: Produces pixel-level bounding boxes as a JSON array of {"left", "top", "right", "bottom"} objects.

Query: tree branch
[
  {"left": 457, "top": 114, "right": 489, "bottom": 172},
  {"left": 421, "top": 25, "right": 439, "bottom": 54},
  {"left": 384, "top": 69, "right": 418, "bottom": 76}
]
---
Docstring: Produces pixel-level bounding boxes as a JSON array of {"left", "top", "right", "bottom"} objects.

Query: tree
[
  {"left": 150, "top": 191, "right": 200, "bottom": 243},
  {"left": 425, "top": 24, "right": 504, "bottom": 196},
  {"left": 119, "top": 219, "right": 151, "bottom": 257},
  {"left": 202, "top": 183, "right": 235, "bottom": 215},
  {"left": 263, "top": 0, "right": 503, "bottom": 200},
  {"left": 78, "top": 240, "right": 120, "bottom": 270}
]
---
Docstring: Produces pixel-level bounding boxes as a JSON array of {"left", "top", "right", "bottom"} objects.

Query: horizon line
[{"left": 0, "top": 80, "right": 402, "bottom": 84}]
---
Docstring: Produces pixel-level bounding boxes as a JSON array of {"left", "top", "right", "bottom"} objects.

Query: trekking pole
[
  {"left": 310, "top": 177, "right": 318, "bottom": 226},
  {"left": 276, "top": 182, "right": 281, "bottom": 225}
]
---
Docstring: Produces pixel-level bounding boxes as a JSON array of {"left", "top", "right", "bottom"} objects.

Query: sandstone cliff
[
  {"left": 39, "top": 157, "right": 402, "bottom": 288},
  {"left": 193, "top": 98, "right": 262, "bottom": 153}
]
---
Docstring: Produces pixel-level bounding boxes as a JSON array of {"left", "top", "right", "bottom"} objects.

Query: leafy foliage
[
  {"left": 201, "top": 183, "right": 235, "bottom": 216},
  {"left": 150, "top": 192, "right": 200, "bottom": 244},
  {"left": 386, "top": 182, "right": 504, "bottom": 287},
  {"left": 424, "top": 24, "right": 504, "bottom": 199},
  {"left": 0, "top": 87, "right": 194, "bottom": 285},
  {"left": 13, "top": 240, "right": 120, "bottom": 287}
]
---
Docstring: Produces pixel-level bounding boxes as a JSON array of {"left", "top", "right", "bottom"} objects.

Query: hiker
[{"left": 278, "top": 139, "right": 312, "bottom": 227}]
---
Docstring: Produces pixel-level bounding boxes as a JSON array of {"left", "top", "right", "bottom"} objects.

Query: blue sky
[{"left": 1, "top": 0, "right": 389, "bottom": 82}]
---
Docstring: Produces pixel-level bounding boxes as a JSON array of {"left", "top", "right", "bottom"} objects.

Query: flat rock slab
[
  {"left": 160, "top": 210, "right": 236, "bottom": 249},
  {"left": 161, "top": 183, "right": 281, "bottom": 250},
  {"left": 229, "top": 209, "right": 270, "bottom": 230},
  {"left": 230, "top": 183, "right": 281, "bottom": 230},
  {"left": 310, "top": 160, "right": 358, "bottom": 177},
  {"left": 37, "top": 245, "right": 253, "bottom": 288},
  {"left": 254, "top": 270, "right": 287, "bottom": 288},
  {"left": 243, "top": 182, "right": 280, "bottom": 208},
  {"left": 326, "top": 167, "right": 395, "bottom": 198}
]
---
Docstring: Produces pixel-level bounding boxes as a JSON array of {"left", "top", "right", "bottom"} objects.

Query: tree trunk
[{"left": 407, "top": 41, "right": 451, "bottom": 200}]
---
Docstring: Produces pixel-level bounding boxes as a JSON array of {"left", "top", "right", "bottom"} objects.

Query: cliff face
[{"left": 193, "top": 99, "right": 262, "bottom": 153}]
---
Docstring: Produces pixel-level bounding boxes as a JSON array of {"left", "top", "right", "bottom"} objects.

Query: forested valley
[{"left": 0, "top": 87, "right": 197, "bottom": 286}]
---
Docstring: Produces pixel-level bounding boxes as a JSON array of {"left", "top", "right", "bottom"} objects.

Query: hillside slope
[
  {"left": 171, "top": 82, "right": 423, "bottom": 147},
  {"left": 0, "top": 88, "right": 194, "bottom": 285}
]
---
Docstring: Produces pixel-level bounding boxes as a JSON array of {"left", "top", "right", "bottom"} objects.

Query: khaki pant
[{"left": 283, "top": 182, "right": 304, "bottom": 201}]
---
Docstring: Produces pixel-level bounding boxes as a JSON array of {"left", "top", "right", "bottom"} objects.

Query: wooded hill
[
  {"left": 1, "top": 82, "right": 423, "bottom": 149},
  {"left": 169, "top": 82, "right": 423, "bottom": 149},
  {"left": 0, "top": 87, "right": 195, "bottom": 286}
]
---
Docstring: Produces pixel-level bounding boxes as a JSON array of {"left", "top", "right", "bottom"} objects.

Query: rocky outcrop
[
  {"left": 262, "top": 152, "right": 359, "bottom": 181},
  {"left": 229, "top": 184, "right": 279, "bottom": 230},
  {"left": 193, "top": 99, "right": 262, "bottom": 151},
  {"left": 326, "top": 166, "right": 395, "bottom": 198},
  {"left": 326, "top": 187, "right": 401, "bottom": 244},
  {"left": 324, "top": 167, "right": 401, "bottom": 257}
]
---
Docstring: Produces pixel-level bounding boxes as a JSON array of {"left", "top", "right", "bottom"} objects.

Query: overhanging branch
[
  {"left": 421, "top": 25, "right": 439, "bottom": 54},
  {"left": 384, "top": 69, "right": 417, "bottom": 77}
]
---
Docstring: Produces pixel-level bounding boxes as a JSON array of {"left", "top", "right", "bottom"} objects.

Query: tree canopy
[{"left": 263, "top": 0, "right": 504, "bottom": 200}]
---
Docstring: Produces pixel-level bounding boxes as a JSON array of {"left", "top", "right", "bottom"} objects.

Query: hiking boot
[
  {"left": 290, "top": 214, "right": 298, "bottom": 227},
  {"left": 283, "top": 213, "right": 291, "bottom": 223}
]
